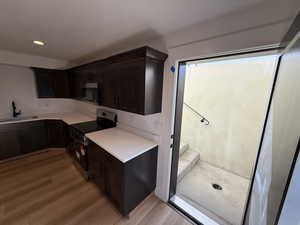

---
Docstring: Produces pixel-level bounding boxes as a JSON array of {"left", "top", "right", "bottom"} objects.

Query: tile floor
[{"left": 177, "top": 160, "right": 250, "bottom": 225}]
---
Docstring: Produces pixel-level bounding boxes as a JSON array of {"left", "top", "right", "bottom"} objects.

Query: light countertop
[
  {"left": 86, "top": 128, "right": 158, "bottom": 163},
  {"left": 1, "top": 113, "right": 157, "bottom": 163},
  {"left": 0, "top": 112, "right": 95, "bottom": 125}
]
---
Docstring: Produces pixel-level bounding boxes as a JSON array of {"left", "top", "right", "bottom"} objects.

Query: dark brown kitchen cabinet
[
  {"left": 102, "top": 59, "right": 144, "bottom": 114},
  {"left": 101, "top": 70, "right": 118, "bottom": 108},
  {"left": 46, "top": 120, "right": 69, "bottom": 148},
  {"left": 0, "top": 120, "right": 70, "bottom": 161},
  {"left": 33, "top": 68, "right": 70, "bottom": 98},
  {"left": 68, "top": 69, "right": 87, "bottom": 99},
  {"left": 32, "top": 46, "right": 167, "bottom": 115},
  {"left": 88, "top": 145, "right": 107, "bottom": 191},
  {"left": 68, "top": 61, "right": 105, "bottom": 101},
  {"left": 104, "top": 152, "right": 123, "bottom": 209},
  {"left": 101, "top": 47, "right": 167, "bottom": 115},
  {"left": 0, "top": 129, "right": 21, "bottom": 160},
  {"left": 19, "top": 121, "right": 47, "bottom": 154},
  {"left": 64, "top": 46, "right": 167, "bottom": 115},
  {"left": 0, "top": 121, "right": 47, "bottom": 160},
  {"left": 87, "top": 140, "right": 158, "bottom": 216}
]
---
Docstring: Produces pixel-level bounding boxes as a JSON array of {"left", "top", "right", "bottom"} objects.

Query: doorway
[{"left": 169, "top": 51, "right": 280, "bottom": 225}]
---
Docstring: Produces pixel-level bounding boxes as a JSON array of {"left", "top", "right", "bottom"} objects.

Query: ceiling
[{"left": 0, "top": 0, "right": 261, "bottom": 62}]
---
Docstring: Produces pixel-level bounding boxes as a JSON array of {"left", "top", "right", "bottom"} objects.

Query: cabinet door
[
  {"left": 46, "top": 120, "right": 67, "bottom": 148},
  {"left": 70, "top": 72, "right": 86, "bottom": 99},
  {"left": 19, "top": 121, "right": 47, "bottom": 154},
  {"left": 102, "top": 59, "right": 145, "bottom": 113},
  {"left": 102, "top": 67, "right": 120, "bottom": 109},
  {"left": 69, "top": 73, "right": 81, "bottom": 99},
  {"left": 117, "top": 60, "right": 145, "bottom": 113},
  {"left": 34, "top": 71, "right": 55, "bottom": 98},
  {"left": 104, "top": 153, "right": 123, "bottom": 210},
  {"left": 34, "top": 68, "right": 70, "bottom": 98},
  {"left": 53, "top": 71, "right": 70, "bottom": 98},
  {"left": 88, "top": 142, "right": 106, "bottom": 190},
  {"left": 0, "top": 130, "right": 21, "bottom": 160}
]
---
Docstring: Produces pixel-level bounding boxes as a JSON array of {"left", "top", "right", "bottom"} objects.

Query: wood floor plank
[
  {"left": 0, "top": 150, "right": 193, "bottom": 225},
  {"left": 116, "top": 194, "right": 160, "bottom": 225},
  {"left": 29, "top": 182, "right": 98, "bottom": 225},
  {"left": 3, "top": 168, "right": 82, "bottom": 214},
  {"left": 135, "top": 202, "right": 174, "bottom": 225},
  {"left": 0, "top": 165, "right": 76, "bottom": 201},
  {"left": 0, "top": 150, "right": 65, "bottom": 172},
  {"left": 0, "top": 153, "right": 69, "bottom": 178},
  {"left": 70, "top": 197, "right": 121, "bottom": 225},
  {"left": 0, "top": 159, "right": 74, "bottom": 193}
]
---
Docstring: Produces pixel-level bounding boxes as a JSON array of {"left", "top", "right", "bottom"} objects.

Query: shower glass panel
[{"left": 170, "top": 52, "right": 279, "bottom": 225}]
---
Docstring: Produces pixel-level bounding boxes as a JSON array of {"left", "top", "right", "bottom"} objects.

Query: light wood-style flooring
[{"left": 0, "top": 149, "right": 193, "bottom": 225}]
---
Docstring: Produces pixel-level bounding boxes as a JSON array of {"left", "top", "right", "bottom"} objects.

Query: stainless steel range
[{"left": 67, "top": 109, "right": 117, "bottom": 179}]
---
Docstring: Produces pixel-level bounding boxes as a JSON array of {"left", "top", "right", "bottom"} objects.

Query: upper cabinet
[
  {"left": 33, "top": 68, "right": 70, "bottom": 98},
  {"left": 102, "top": 58, "right": 145, "bottom": 114},
  {"left": 68, "top": 61, "right": 105, "bottom": 103},
  {"left": 33, "top": 46, "right": 167, "bottom": 115},
  {"left": 101, "top": 47, "right": 167, "bottom": 115}
]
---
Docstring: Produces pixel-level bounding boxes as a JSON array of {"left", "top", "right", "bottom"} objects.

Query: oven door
[{"left": 67, "top": 141, "right": 88, "bottom": 171}]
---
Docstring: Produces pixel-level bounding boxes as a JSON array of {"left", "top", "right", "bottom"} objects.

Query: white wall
[
  {"left": 180, "top": 55, "right": 277, "bottom": 178},
  {"left": 0, "top": 64, "right": 77, "bottom": 119},
  {"left": 0, "top": 64, "right": 37, "bottom": 118}
]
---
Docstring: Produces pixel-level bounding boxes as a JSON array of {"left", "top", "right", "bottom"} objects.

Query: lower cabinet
[
  {"left": 87, "top": 141, "right": 158, "bottom": 216},
  {"left": 46, "top": 120, "right": 69, "bottom": 148},
  {"left": 0, "top": 120, "right": 70, "bottom": 161},
  {"left": 88, "top": 144, "right": 106, "bottom": 190},
  {"left": 0, "top": 121, "right": 47, "bottom": 160},
  {"left": 19, "top": 121, "right": 47, "bottom": 154},
  {"left": 104, "top": 152, "right": 123, "bottom": 209},
  {"left": 0, "top": 128, "right": 21, "bottom": 160}
]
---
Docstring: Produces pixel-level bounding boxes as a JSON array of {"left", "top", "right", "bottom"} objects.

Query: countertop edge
[
  {"left": 87, "top": 137, "right": 158, "bottom": 163},
  {"left": 86, "top": 128, "right": 158, "bottom": 163},
  {"left": 0, "top": 113, "right": 95, "bottom": 125}
]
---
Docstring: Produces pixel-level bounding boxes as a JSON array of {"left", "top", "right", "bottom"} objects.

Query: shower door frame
[{"left": 168, "top": 48, "right": 282, "bottom": 225}]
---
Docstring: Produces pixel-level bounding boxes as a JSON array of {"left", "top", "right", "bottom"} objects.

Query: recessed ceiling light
[{"left": 33, "top": 40, "right": 45, "bottom": 46}]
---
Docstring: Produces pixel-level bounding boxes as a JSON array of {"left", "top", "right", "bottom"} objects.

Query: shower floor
[{"left": 177, "top": 160, "right": 250, "bottom": 225}]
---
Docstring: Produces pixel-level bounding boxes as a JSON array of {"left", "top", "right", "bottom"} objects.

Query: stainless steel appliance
[
  {"left": 81, "top": 82, "right": 99, "bottom": 103},
  {"left": 67, "top": 109, "right": 117, "bottom": 179}
]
